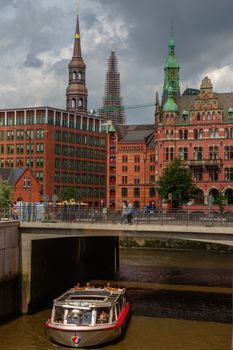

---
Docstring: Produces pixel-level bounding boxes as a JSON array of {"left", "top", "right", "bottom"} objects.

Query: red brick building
[
  {"left": 0, "top": 107, "right": 106, "bottom": 204},
  {"left": 104, "top": 122, "right": 156, "bottom": 209},
  {"left": 155, "top": 76, "right": 233, "bottom": 208},
  {"left": 0, "top": 167, "right": 41, "bottom": 203},
  {"left": 154, "top": 32, "right": 233, "bottom": 209}
]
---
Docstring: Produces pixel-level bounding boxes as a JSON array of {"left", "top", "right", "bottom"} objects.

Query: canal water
[{"left": 0, "top": 249, "right": 232, "bottom": 350}]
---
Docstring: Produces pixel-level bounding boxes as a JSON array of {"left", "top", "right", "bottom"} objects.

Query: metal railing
[{"left": 4, "top": 205, "right": 233, "bottom": 227}]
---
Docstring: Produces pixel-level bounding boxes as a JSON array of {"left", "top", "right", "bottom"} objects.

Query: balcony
[{"left": 186, "top": 159, "right": 222, "bottom": 167}]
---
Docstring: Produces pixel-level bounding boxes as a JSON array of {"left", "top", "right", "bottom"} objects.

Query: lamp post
[{"left": 24, "top": 130, "right": 33, "bottom": 221}]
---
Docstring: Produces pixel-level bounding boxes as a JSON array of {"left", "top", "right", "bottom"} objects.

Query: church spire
[
  {"left": 100, "top": 50, "right": 125, "bottom": 124},
  {"left": 162, "top": 24, "right": 180, "bottom": 105},
  {"left": 66, "top": 9, "right": 88, "bottom": 113},
  {"left": 73, "top": 10, "right": 82, "bottom": 58}
]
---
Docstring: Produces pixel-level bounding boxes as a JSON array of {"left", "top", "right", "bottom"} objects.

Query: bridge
[{"left": 20, "top": 221, "right": 233, "bottom": 246}]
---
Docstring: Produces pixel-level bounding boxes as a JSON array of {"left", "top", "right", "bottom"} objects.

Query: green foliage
[
  {"left": 119, "top": 237, "right": 140, "bottom": 248},
  {"left": 214, "top": 192, "right": 226, "bottom": 214},
  {"left": 0, "top": 181, "right": 12, "bottom": 208},
  {"left": 61, "top": 187, "right": 81, "bottom": 201},
  {"left": 157, "top": 158, "right": 196, "bottom": 208}
]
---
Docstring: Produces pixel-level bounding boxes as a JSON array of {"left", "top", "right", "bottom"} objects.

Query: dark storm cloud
[
  {"left": 0, "top": 0, "right": 64, "bottom": 62},
  {"left": 90, "top": 0, "right": 233, "bottom": 82}
]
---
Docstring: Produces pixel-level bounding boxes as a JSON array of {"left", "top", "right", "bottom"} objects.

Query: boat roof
[{"left": 54, "top": 286, "right": 125, "bottom": 308}]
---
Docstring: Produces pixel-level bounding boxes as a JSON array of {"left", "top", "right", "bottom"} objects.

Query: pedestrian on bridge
[{"left": 127, "top": 202, "right": 133, "bottom": 224}]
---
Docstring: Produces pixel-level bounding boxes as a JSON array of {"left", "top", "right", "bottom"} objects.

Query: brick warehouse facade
[
  {"left": 155, "top": 76, "right": 233, "bottom": 208},
  {"left": 0, "top": 107, "right": 106, "bottom": 205}
]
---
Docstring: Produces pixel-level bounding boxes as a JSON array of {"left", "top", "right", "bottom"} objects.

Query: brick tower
[{"left": 66, "top": 11, "right": 88, "bottom": 113}]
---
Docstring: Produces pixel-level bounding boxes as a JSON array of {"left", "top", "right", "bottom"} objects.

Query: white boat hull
[{"left": 47, "top": 324, "right": 122, "bottom": 347}]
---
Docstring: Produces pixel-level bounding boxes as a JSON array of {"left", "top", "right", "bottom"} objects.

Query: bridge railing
[{"left": 6, "top": 205, "right": 233, "bottom": 226}]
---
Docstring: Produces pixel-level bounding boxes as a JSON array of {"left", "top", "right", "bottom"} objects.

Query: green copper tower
[{"left": 162, "top": 26, "right": 180, "bottom": 105}]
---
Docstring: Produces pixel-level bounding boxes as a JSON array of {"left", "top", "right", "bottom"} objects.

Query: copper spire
[{"left": 73, "top": 11, "right": 82, "bottom": 58}]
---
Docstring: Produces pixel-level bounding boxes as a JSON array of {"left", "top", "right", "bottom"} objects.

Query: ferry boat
[{"left": 45, "top": 284, "right": 131, "bottom": 347}]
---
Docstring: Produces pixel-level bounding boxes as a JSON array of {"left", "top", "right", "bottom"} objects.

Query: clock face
[{"left": 170, "top": 69, "right": 175, "bottom": 76}]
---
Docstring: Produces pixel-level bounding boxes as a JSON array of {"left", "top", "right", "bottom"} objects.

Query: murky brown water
[{"left": 0, "top": 249, "right": 232, "bottom": 350}]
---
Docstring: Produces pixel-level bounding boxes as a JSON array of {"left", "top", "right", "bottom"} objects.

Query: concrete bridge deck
[{"left": 19, "top": 221, "right": 233, "bottom": 246}]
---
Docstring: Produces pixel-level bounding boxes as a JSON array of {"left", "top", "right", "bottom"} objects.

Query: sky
[{"left": 1, "top": 0, "right": 233, "bottom": 124}]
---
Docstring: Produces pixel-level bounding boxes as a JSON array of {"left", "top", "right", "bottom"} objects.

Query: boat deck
[{"left": 55, "top": 286, "right": 124, "bottom": 306}]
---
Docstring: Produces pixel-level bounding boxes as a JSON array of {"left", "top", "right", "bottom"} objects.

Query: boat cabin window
[
  {"left": 66, "top": 308, "right": 92, "bottom": 325},
  {"left": 96, "top": 307, "right": 111, "bottom": 324},
  {"left": 54, "top": 306, "right": 65, "bottom": 323}
]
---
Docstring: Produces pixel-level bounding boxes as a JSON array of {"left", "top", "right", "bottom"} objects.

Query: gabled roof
[
  {"left": 116, "top": 124, "right": 154, "bottom": 143},
  {"left": 177, "top": 91, "right": 233, "bottom": 118},
  {"left": 0, "top": 168, "right": 27, "bottom": 185}
]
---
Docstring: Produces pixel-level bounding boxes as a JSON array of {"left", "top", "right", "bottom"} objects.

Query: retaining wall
[{"left": 0, "top": 222, "right": 19, "bottom": 318}]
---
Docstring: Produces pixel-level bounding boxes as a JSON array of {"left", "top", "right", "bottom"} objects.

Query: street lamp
[{"left": 23, "top": 130, "right": 33, "bottom": 221}]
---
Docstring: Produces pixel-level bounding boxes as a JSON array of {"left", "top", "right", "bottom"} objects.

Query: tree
[
  {"left": 61, "top": 187, "right": 81, "bottom": 202},
  {"left": 214, "top": 192, "right": 226, "bottom": 214},
  {"left": 157, "top": 158, "right": 196, "bottom": 208},
  {"left": 0, "top": 181, "right": 12, "bottom": 208}
]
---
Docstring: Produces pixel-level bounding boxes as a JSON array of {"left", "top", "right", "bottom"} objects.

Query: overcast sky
[{"left": 1, "top": 0, "right": 233, "bottom": 123}]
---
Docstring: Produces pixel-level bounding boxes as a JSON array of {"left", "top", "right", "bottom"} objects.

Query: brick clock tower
[{"left": 66, "top": 12, "right": 88, "bottom": 113}]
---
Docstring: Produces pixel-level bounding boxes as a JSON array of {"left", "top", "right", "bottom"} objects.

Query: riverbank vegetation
[{"left": 119, "top": 237, "right": 233, "bottom": 252}]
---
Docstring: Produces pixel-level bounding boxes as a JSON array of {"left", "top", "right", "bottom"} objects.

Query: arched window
[
  {"left": 72, "top": 71, "right": 77, "bottom": 80},
  {"left": 134, "top": 187, "right": 140, "bottom": 197},
  {"left": 209, "top": 188, "right": 219, "bottom": 201},
  {"left": 199, "top": 129, "right": 203, "bottom": 139},
  {"left": 194, "top": 129, "right": 198, "bottom": 140},
  {"left": 184, "top": 129, "right": 188, "bottom": 140},
  {"left": 209, "top": 128, "right": 213, "bottom": 138},
  {"left": 71, "top": 99, "right": 76, "bottom": 108},
  {"left": 230, "top": 128, "right": 233, "bottom": 138},
  {"left": 179, "top": 130, "right": 183, "bottom": 140},
  {"left": 193, "top": 188, "right": 204, "bottom": 205},
  {"left": 214, "top": 128, "right": 219, "bottom": 138},
  {"left": 225, "top": 189, "right": 233, "bottom": 205},
  {"left": 79, "top": 99, "right": 83, "bottom": 107},
  {"left": 78, "top": 71, "right": 82, "bottom": 80},
  {"left": 122, "top": 188, "right": 127, "bottom": 197}
]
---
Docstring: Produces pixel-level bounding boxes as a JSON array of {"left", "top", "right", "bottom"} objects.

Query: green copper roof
[
  {"left": 108, "top": 124, "right": 116, "bottom": 132},
  {"left": 165, "top": 56, "right": 179, "bottom": 68},
  {"left": 165, "top": 35, "right": 179, "bottom": 69},
  {"left": 228, "top": 107, "right": 233, "bottom": 113},
  {"left": 182, "top": 110, "right": 189, "bottom": 115},
  {"left": 163, "top": 87, "right": 178, "bottom": 112}
]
